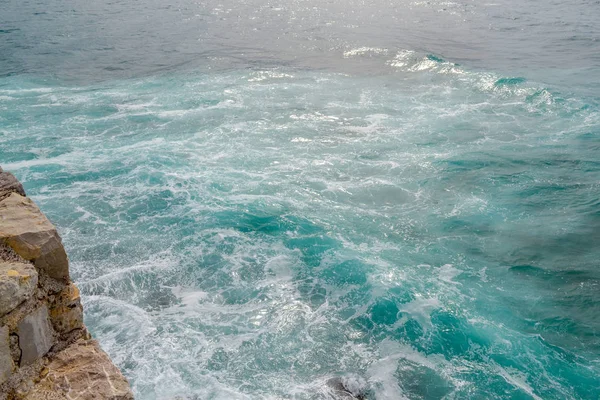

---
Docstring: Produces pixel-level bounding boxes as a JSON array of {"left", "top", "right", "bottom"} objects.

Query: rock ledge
[{"left": 0, "top": 168, "right": 133, "bottom": 400}]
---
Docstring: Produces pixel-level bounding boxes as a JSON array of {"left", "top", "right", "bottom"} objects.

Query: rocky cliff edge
[{"left": 0, "top": 166, "right": 133, "bottom": 400}]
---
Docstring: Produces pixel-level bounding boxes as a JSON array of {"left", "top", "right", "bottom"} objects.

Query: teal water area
[
  {"left": 2, "top": 0, "right": 600, "bottom": 398},
  {"left": 2, "top": 60, "right": 599, "bottom": 398}
]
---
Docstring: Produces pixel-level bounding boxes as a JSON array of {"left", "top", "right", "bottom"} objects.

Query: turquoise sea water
[{"left": 2, "top": 0, "right": 600, "bottom": 399}]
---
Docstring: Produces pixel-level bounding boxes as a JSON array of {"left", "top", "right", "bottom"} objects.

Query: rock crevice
[{"left": 0, "top": 168, "right": 133, "bottom": 400}]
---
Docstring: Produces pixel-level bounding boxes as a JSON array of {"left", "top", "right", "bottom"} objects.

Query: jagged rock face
[
  {"left": 0, "top": 326, "right": 13, "bottom": 385},
  {"left": 0, "top": 168, "right": 133, "bottom": 399},
  {"left": 49, "top": 283, "right": 84, "bottom": 334},
  {"left": 0, "top": 261, "right": 38, "bottom": 316},
  {"left": 0, "top": 171, "right": 26, "bottom": 201},
  {"left": 0, "top": 193, "right": 69, "bottom": 282},
  {"left": 17, "top": 305, "right": 55, "bottom": 366},
  {"left": 24, "top": 339, "right": 134, "bottom": 400}
]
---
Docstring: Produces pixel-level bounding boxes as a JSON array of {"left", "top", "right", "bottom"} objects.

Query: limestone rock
[
  {"left": 0, "top": 171, "right": 26, "bottom": 201},
  {"left": 0, "top": 325, "right": 14, "bottom": 385},
  {"left": 0, "top": 242, "right": 28, "bottom": 263},
  {"left": 49, "top": 283, "right": 84, "bottom": 335},
  {"left": 9, "top": 333, "right": 20, "bottom": 364},
  {"left": 0, "top": 193, "right": 69, "bottom": 281},
  {"left": 0, "top": 261, "right": 38, "bottom": 316},
  {"left": 17, "top": 305, "right": 55, "bottom": 366},
  {"left": 0, "top": 170, "right": 134, "bottom": 398},
  {"left": 24, "top": 339, "right": 134, "bottom": 400}
]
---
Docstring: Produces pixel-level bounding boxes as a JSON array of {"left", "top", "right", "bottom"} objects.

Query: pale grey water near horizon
[
  {"left": 1, "top": 0, "right": 600, "bottom": 399},
  {"left": 3, "top": 0, "right": 600, "bottom": 91}
]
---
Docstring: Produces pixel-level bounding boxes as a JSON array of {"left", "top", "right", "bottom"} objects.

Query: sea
[{"left": 1, "top": 0, "right": 600, "bottom": 398}]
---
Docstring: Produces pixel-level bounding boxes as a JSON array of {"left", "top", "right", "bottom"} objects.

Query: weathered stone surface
[
  {"left": 0, "top": 261, "right": 38, "bottom": 316},
  {"left": 0, "top": 326, "right": 14, "bottom": 385},
  {"left": 49, "top": 283, "right": 84, "bottom": 335},
  {"left": 17, "top": 305, "right": 55, "bottom": 366},
  {"left": 0, "top": 171, "right": 26, "bottom": 201},
  {"left": 0, "top": 193, "right": 69, "bottom": 281},
  {"left": 0, "top": 242, "right": 28, "bottom": 263},
  {"left": 24, "top": 339, "right": 134, "bottom": 400},
  {"left": 9, "top": 333, "right": 21, "bottom": 364},
  {"left": 0, "top": 170, "right": 133, "bottom": 399}
]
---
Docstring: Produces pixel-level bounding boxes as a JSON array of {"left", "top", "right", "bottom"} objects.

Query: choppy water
[{"left": 2, "top": 0, "right": 600, "bottom": 399}]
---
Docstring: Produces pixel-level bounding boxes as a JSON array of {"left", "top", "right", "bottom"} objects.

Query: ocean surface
[{"left": 1, "top": 0, "right": 600, "bottom": 398}]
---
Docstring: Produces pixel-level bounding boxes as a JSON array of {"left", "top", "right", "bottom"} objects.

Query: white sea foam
[
  {"left": 343, "top": 47, "right": 389, "bottom": 58},
  {"left": 496, "top": 365, "right": 543, "bottom": 400},
  {"left": 400, "top": 295, "right": 442, "bottom": 330}
]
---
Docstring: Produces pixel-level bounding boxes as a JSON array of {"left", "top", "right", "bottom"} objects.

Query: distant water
[{"left": 2, "top": 0, "right": 600, "bottom": 399}]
